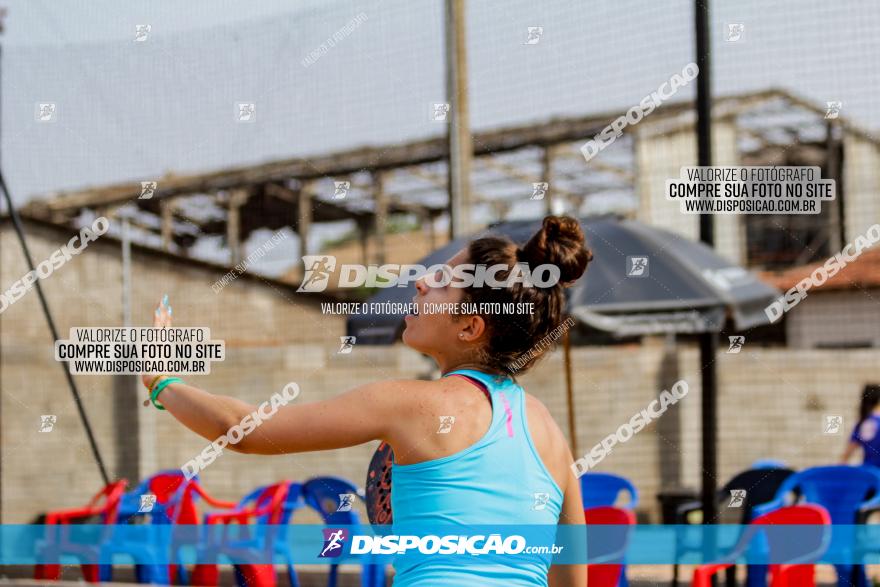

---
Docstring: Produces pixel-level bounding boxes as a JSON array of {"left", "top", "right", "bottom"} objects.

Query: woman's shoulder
[{"left": 353, "top": 377, "right": 462, "bottom": 408}]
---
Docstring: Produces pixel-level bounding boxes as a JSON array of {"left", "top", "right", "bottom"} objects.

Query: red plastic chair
[
  {"left": 181, "top": 481, "right": 290, "bottom": 587},
  {"left": 691, "top": 504, "right": 831, "bottom": 587},
  {"left": 105, "top": 470, "right": 204, "bottom": 584},
  {"left": 584, "top": 506, "right": 636, "bottom": 586},
  {"left": 34, "top": 480, "right": 128, "bottom": 582},
  {"left": 167, "top": 479, "right": 241, "bottom": 585}
]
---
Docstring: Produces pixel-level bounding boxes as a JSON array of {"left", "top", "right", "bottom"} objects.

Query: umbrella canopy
[{"left": 346, "top": 216, "right": 780, "bottom": 342}]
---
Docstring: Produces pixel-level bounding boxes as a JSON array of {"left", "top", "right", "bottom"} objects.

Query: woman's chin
[{"left": 401, "top": 325, "right": 425, "bottom": 353}]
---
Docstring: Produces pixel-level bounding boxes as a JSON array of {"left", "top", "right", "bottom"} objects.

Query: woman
[
  {"left": 840, "top": 384, "right": 880, "bottom": 467},
  {"left": 143, "top": 215, "right": 590, "bottom": 586}
]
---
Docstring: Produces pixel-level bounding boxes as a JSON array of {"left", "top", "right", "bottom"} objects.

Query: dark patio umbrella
[{"left": 346, "top": 216, "right": 780, "bottom": 487}]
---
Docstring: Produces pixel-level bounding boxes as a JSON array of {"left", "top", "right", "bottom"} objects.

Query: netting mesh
[{"left": 1, "top": 0, "right": 879, "bottom": 551}]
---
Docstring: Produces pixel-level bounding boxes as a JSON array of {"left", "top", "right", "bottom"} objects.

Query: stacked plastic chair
[
  {"left": 671, "top": 466, "right": 794, "bottom": 587},
  {"left": 580, "top": 472, "right": 638, "bottom": 586},
  {"left": 752, "top": 465, "right": 880, "bottom": 587},
  {"left": 34, "top": 480, "right": 128, "bottom": 582},
  {"left": 691, "top": 504, "right": 831, "bottom": 587},
  {"left": 584, "top": 506, "right": 636, "bottom": 587},
  {"left": 302, "top": 476, "right": 386, "bottom": 587},
  {"left": 175, "top": 481, "right": 291, "bottom": 587},
  {"left": 98, "top": 470, "right": 200, "bottom": 584}
]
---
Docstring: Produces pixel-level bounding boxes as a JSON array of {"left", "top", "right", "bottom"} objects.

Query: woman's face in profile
[{"left": 401, "top": 249, "right": 469, "bottom": 356}]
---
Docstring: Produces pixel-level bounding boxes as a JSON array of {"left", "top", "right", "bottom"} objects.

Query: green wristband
[{"left": 151, "top": 377, "right": 183, "bottom": 410}]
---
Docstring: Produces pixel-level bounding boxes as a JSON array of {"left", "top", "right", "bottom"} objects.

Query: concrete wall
[
  {"left": 843, "top": 134, "right": 880, "bottom": 243},
  {"left": 634, "top": 121, "right": 744, "bottom": 265},
  {"left": 0, "top": 219, "right": 340, "bottom": 521},
  {"left": 785, "top": 289, "right": 880, "bottom": 349}
]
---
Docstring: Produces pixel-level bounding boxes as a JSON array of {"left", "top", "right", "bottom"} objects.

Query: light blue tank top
[{"left": 390, "top": 369, "right": 564, "bottom": 586}]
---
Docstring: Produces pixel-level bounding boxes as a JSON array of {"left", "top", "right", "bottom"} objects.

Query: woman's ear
[{"left": 460, "top": 314, "right": 487, "bottom": 342}]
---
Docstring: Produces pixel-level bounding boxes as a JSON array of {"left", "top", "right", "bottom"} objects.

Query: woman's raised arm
[{"left": 142, "top": 297, "right": 408, "bottom": 455}]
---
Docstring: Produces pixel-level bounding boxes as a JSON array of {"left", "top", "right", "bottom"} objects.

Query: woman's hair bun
[{"left": 519, "top": 215, "right": 592, "bottom": 286}]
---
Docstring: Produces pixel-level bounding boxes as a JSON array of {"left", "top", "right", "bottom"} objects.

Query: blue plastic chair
[
  {"left": 302, "top": 476, "right": 386, "bottom": 587},
  {"left": 752, "top": 465, "right": 880, "bottom": 587},
  {"left": 751, "top": 459, "right": 787, "bottom": 470},
  {"left": 274, "top": 482, "right": 306, "bottom": 587},
  {"left": 579, "top": 473, "right": 638, "bottom": 587},
  {"left": 579, "top": 472, "right": 639, "bottom": 510},
  {"left": 98, "top": 470, "right": 196, "bottom": 584}
]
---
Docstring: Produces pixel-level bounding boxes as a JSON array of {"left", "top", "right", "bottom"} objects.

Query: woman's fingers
[{"left": 153, "top": 295, "right": 173, "bottom": 328}]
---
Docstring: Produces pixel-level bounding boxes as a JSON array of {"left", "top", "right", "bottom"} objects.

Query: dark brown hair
[
  {"left": 461, "top": 215, "right": 592, "bottom": 374},
  {"left": 859, "top": 384, "right": 880, "bottom": 424}
]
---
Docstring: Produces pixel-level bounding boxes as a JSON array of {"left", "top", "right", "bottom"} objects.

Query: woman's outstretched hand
[{"left": 141, "top": 295, "right": 173, "bottom": 389}]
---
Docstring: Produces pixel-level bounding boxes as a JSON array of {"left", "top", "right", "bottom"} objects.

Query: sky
[{"left": 1, "top": 0, "right": 878, "bottom": 273}]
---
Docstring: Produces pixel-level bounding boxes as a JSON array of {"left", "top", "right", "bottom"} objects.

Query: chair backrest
[
  {"left": 751, "top": 504, "right": 831, "bottom": 567},
  {"left": 302, "top": 476, "right": 363, "bottom": 525},
  {"left": 773, "top": 465, "right": 880, "bottom": 524},
  {"left": 279, "top": 482, "right": 305, "bottom": 525},
  {"left": 751, "top": 459, "right": 787, "bottom": 469},
  {"left": 118, "top": 470, "right": 195, "bottom": 524},
  {"left": 239, "top": 482, "right": 290, "bottom": 525},
  {"left": 722, "top": 467, "right": 795, "bottom": 522},
  {"left": 584, "top": 506, "right": 636, "bottom": 587},
  {"left": 579, "top": 472, "right": 639, "bottom": 509},
  {"left": 91, "top": 480, "right": 129, "bottom": 524}
]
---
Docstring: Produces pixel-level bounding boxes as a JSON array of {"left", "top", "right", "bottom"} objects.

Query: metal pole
[
  {"left": 122, "top": 218, "right": 132, "bottom": 328},
  {"left": 563, "top": 330, "right": 577, "bottom": 457},
  {"left": 695, "top": 0, "right": 719, "bottom": 561},
  {"left": 446, "top": 0, "right": 473, "bottom": 239}
]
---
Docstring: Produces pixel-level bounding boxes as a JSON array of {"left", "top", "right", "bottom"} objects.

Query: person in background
[{"left": 840, "top": 384, "right": 880, "bottom": 467}]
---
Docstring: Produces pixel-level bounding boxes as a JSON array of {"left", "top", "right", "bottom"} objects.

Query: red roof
[{"left": 758, "top": 248, "right": 880, "bottom": 292}]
